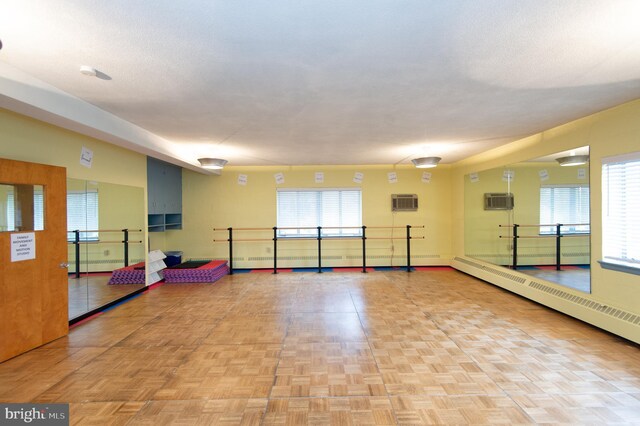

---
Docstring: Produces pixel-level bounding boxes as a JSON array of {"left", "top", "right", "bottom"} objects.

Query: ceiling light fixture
[
  {"left": 556, "top": 155, "right": 589, "bottom": 166},
  {"left": 79, "top": 65, "right": 97, "bottom": 77},
  {"left": 411, "top": 157, "right": 441, "bottom": 168},
  {"left": 198, "top": 158, "right": 228, "bottom": 170}
]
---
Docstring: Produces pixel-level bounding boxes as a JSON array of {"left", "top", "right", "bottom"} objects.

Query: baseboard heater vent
[
  {"left": 453, "top": 257, "right": 527, "bottom": 284},
  {"left": 529, "top": 281, "right": 640, "bottom": 326}
]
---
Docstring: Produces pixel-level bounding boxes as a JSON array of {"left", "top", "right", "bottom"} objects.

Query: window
[
  {"left": 602, "top": 153, "right": 640, "bottom": 270},
  {"left": 5, "top": 188, "right": 44, "bottom": 231},
  {"left": 277, "top": 189, "right": 362, "bottom": 237},
  {"left": 67, "top": 191, "right": 99, "bottom": 241},
  {"left": 539, "top": 185, "right": 590, "bottom": 234}
]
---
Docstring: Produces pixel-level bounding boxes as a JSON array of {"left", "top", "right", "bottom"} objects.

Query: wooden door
[{"left": 0, "top": 158, "right": 68, "bottom": 362}]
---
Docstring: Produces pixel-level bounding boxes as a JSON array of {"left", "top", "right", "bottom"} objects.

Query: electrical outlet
[
  {"left": 266, "top": 247, "right": 271, "bottom": 254},
  {"left": 104, "top": 249, "right": 110, "bottom": 256}
]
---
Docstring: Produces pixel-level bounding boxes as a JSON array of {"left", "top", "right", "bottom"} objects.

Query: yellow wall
[
  {"left": 0, "top": 109, "right": 147, "bottom": 187},
  {"left": 165, "top": 165, "right": 452, "bottom": 269},
  {"left": 452, "top": 99, "right": 640, "bottom": 342},
  {"left": 1, "top": 108, "right": 148, "bottom": 272}
]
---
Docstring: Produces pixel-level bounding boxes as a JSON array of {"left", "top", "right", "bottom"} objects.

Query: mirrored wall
[
  {"left": 464, "top": 147, "right": 590, "bottom": 292},
  {"left": 67, "top": 178, "right": 146, "bottom": 319}
]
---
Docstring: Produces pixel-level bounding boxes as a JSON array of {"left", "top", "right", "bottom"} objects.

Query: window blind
[
  {"left": 602, "top": 153, "right": 640, "bottom": 267},
  {"left": 539, "top": 185, "right": 590, "bottom": 234},
  {"left": 277, "top": 189, "right": 362, "bottom": 237},
  {"left": 5, "top": 191, "right": 44, "bottom": 231},
  {"left": 67, "top": 191, "right": 99, "bottom": 240}
]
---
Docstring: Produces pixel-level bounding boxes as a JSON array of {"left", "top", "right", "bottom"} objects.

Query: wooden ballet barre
[
  {"left": 499, "top": 223, "right": 589, "bottom": 228},
  {"left": 365, "top": 225, "right": 425, "bottom": 229},
  {"left": 67, "top": 229, "right": 142, "bottom": 277},
  {"left": 499, "top": 223, "right": 590, "bottom": 271},
  {"left": 74, "top": 240, "right": 143, "bottom": 244},
  {"left": 218, "top": 224, "right": 425, "bottom": 275},
  {"left": 213, "top": 227, "right": 272, "bottom": 231},
  {"left": 366, "top": 236, "right": 425, "bottom": 240},
  {"left": 80, "top": 228, "right": 142, "bottom": 233}
]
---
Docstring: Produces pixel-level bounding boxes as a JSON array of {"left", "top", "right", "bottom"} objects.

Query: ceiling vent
[
  {"left": 392, "top": 194, "right": 418, "bottom": 211},
  {"left": 484, "top": 193, "right": 514, "bottom": 210}
]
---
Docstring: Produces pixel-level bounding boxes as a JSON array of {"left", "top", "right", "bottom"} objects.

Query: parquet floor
[{"left": 1, "top": 270, "right": 639, "bottom": 425}]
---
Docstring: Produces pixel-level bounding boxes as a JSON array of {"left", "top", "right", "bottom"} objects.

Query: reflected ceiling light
[
  {"left": 411, "top": 157, "right": 441, "bottom": 168},
  {"left": 556, "top": 155, "right": 589, "bottom": 166},
  {"left": 198, "top": 158, "right": 228, "bottom": 169}
]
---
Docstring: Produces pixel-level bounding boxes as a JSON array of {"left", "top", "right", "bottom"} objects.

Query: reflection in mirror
[
  {"left": 67, "top": 179, "right": 145, "bottom": 319},
  {"left": 465, "top": 147, "right": 590, "bottom": 292},
  {"left": 0, "top": 184, "right": 44, "bottom": 232}
]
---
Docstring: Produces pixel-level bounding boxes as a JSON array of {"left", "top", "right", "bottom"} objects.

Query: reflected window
[
  {"left": 1, "top": 184, "right": 44, "bottom": 231},
  {"left": 67, "top": 190, "right": 99, "bottom": 241},
  {"left": 539, "top": 185, "right": 590, "bottom": 234},
  {"left": 602, "top": 153, "right": 640, "bottom": 269}
]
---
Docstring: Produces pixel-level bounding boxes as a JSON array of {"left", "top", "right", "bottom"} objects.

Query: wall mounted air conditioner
[
  {"left": 392, "top": 194, "right": 418, "bottom": 211},
  {"left": 484, "top": 193, "right": 514, "bottom": 210}
]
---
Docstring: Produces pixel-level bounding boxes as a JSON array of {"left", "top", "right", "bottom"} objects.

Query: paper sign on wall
[
  {"left": 387, "top": 172, "right": 398, "bottom": 184},
  {"left": 315, "top": 172, "right": 324, "bottom": 183},
  {"left": 469, "top": 173, "right": 480, "bottom": 183},
  {"left": 11, "top": 232, "right": 36, "bottom": 262},
  {"left": 577, "top": 168, "right": 587, "bottom": 179},
  {"left": 353, "top": 172, "right": 364, "bottom": 184},
  {"left": 238, "top": 174, "right": 248, "bottom": 186},
  {"left": 274, "top": 173, "right": 285, "bottom": 184},
  {"left": 421, "top": 172, "right": 432, "bottom": 183},
  {"left": 80, "top": 146, "right": 93, "bottom": 168},
  {"left": 502, "top": 170, "right": 515, "bottom": 182},
  {"left": 538, "top": 169, "right": 549, "bottom": 181}
]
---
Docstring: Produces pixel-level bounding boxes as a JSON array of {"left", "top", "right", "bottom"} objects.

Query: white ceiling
[{"left": 1, "top": 1, "right": 640, "bottom": 168}]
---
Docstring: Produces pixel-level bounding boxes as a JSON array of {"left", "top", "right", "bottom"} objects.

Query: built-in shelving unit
[{"left": 147, "top": 157, "right": 182, "bottom": 232}]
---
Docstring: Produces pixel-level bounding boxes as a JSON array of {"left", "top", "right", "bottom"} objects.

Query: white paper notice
[
  {"left": 274, "top": 173, "right": 285, "bottom": 184},
  {"left": 238, "top": 174, "right": 248, "bottom": 186},
  {"left": 353, "top": 172, "right": 364, "bottom": 184},
  {"left": 315, "top": 172, "right": 324, "bottom": 183},
  {"left": 577, "top": 168, "right": 587, "bottom": 179},
  {"left": 387, "top": 172, "right": 398, "bottom": 184},
  {"left": 538, "top": 169, "right": 549, "bottom": 181},
  {"left": 469, "top": 173, "right": 480, "bottom": 183},
  {"left": 421, "top": 172, "right": 432, "bottom": 183},
  {"left": 11, "top": 232, "right": 36, "bottom": 262},
  {"left": 502, "top": 170, "right": 515, "bottom": 182},
  {"left": 80, "top": 146, "right": 93, "bottom": 168}
]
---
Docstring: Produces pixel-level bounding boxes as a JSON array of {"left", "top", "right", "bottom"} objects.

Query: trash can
[{"left": 164, "top": 251, "right": 183, "bottom": 267}]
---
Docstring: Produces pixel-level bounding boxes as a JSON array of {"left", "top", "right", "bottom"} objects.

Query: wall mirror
[
  {"left": 67, "top": 178, "right": 145, "bottom": 319},
  {"left": 464, "top": 146, "right": 590, "bottom": 292}
]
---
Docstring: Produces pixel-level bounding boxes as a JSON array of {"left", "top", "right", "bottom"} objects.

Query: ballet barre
[
  {"left": 499, "top": 223, "right": 590, "bottom": 270},
  {"left": 212, "top": 225, "right": 425, "bottom": 274},
  {"left": 67, "top": 228, "right": 142, "bottom": 278}
]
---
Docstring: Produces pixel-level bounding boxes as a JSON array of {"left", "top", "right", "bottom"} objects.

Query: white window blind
[
  {"left": 539, "top": 185, "right": 590, "bottom": 234},
  {"left": 67, "top": 191, "right": 99, "bottom": 240},
  {"left": 602, "top": 153, "right": 640, "bottom": 267},
  {"left": 277, "top": 189, "right": 362, "bottom": 237},
  {"left": 6, "top": 191, "right": 44, "bottom": 231}
]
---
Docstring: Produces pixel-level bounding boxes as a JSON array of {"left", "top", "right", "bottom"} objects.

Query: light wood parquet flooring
[{"left": 1, "top": 270, "right": 639, "bottom": 425}]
